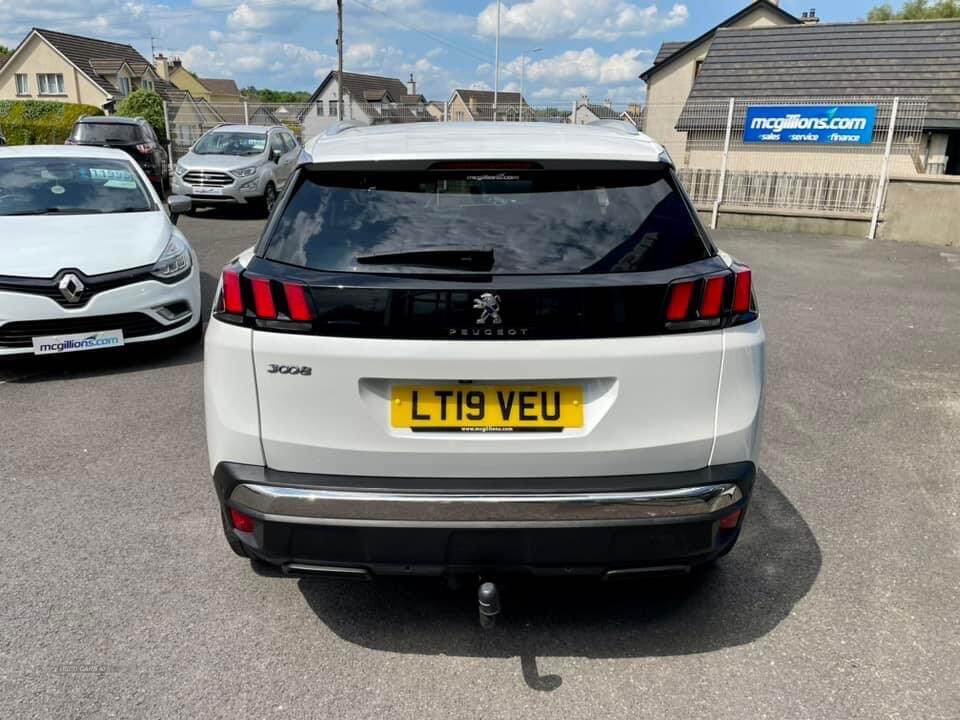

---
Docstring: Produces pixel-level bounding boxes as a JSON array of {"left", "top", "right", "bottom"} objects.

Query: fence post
[
  {"left": 161, "top": 100, "right": 174, "bottom": 167},
  {"left": 869, "top": 96, "right": 899, "bottom": 241},
  {"left": 243, "top": 101, "right": 249, "bottom": 125},
  {"left": 443, "top": 100, "right": 448, "bottom": 122},
  {"left": 571, "top": 100, "right": 577, "bottom": 124},
  {"left": 711, "top": 98, "right": 736, "bottom": 230}
]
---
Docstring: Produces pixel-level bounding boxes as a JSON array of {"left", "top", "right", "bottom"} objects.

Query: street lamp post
[{"left": 519, "top": 47, "right": 542, "bottom": 121}]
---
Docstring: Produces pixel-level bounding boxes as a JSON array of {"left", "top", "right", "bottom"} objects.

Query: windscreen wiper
[{"left": 356, "top": 248, "right": 495, "bottom": 272}]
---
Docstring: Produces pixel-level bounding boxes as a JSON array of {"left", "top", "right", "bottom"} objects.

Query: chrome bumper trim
[{"left": 229, "top": 482, "right": 743, "bottom": 526}]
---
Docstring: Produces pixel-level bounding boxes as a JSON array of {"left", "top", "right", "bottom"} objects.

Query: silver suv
[{"left": 172, "top": 124, "right": 300, "bottom": 215}]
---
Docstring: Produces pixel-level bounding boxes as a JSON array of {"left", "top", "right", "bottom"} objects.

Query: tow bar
[{"left": 477, "top": 581, "right": 501, "bottom": 629}]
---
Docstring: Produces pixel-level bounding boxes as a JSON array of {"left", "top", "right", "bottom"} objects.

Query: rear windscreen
[
  {"left": 263, "top": 166, "right": 711, "bottom": 274},
  {"left": 71, "top": 123, "right": 140, "bottom": 143}
]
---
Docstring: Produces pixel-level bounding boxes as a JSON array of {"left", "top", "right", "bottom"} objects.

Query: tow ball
[{"left": 478, "top": 581, "right": 502, "bottom": 629}]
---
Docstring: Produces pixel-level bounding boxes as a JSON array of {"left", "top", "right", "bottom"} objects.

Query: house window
[
  {"left": 142, "top": 78, "right": 154, "bottom": 92},
  {"left": 15, "top": 74, "right": 29, "bottom": 95},
  {"left": 37, "top": 73, "right": 65, "bottom": 95},
  {"left": 329, "top": 99, "right": 339, "bottom": 117},
  {"left": 119, "top": 76, "right": 132, "bottom": 95},
  {"left": 316, "top": 101, "right": 324, "bottom": 116}
]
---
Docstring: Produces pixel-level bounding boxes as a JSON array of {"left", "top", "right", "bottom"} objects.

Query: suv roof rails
[{"left": 324, "top": 120, "right": 368, "bottom": 137}]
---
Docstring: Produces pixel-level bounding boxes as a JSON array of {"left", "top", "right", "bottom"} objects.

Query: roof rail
[
  {"left": 584, "top": 118, "right": 639, "bottom": 135},
  {"left": 324, "top": 120, "right": 368, "bottom": 137}
]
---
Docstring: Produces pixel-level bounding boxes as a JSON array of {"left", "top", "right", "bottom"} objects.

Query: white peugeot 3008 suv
[{"left": 204, "top": 121, "right": 765, "bottom": 582}]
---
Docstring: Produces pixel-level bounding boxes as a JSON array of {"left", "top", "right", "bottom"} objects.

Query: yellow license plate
[{"left": 391, "top": 384, "right": 584, "bottom": 432}]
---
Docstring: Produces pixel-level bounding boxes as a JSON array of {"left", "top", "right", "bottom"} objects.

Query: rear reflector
[
  {"left": 733, "top": 266, "right": 752, "bottom": 314},
  {"left": 222, "top": 267, "right": 244, "bottom": 314},
  {"left": 700, "top": 276, "right": 726, "bottom": 318},
  {"left": 718, "top": 508, "right": 742, "bottom": 530},
  {"left": 666, "top": 281, "right": 695, "bottom": 322},
  {"left": 229, "top": 508, "right": 256, "bottom": 533},
  {"left": 250, "top": 277, "right": 277, "bottom": 319},
  {"left": 283, "top": 283, "right": 313, "bottom": 321}
]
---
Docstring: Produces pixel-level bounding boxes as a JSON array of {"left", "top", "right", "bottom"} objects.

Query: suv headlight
[
  {"left": 232, "top": 166, "right": 258, "bottom": 178},
  {"left": 174, "top": 164, "right": 188, "bottom": 177},
  {"left": 152, "top": 234, "right": 192, "bottom": 281}
]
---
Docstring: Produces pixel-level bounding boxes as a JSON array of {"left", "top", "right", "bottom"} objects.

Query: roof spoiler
[
  {"left": 324, "top": 120, "right": 368, "bottom": 137},
  {"left": 584, "top": 118, "right": 639, "bottom": 135}
]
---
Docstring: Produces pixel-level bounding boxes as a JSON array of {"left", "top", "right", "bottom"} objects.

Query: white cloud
[
  {"left": 512, "top": 47, "right": 651, "bottom": 85},
  {"left": 477, "top": 0, "right": 687, "bottom": 42}
]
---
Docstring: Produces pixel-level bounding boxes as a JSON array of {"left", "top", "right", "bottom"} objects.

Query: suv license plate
[
  {"left": 193, "top": 187, "right": 221, "bottom": 195},
  {"left": 391, "top": 384, "right": 583, "bottom": 432},
  {"left": 32, "top": 329, "right": 124, "bottom": 355}
]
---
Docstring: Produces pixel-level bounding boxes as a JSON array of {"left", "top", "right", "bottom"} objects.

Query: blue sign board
[{"left": 743, "top": 105, "right": 878, "bottom": 145}]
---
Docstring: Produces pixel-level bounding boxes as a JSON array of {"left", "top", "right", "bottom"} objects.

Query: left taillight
[
  {"left": 136, "top": 142, "right": 156, "bottom": 155},
  {"left": 214, "top": 264, "right": 315, "bottom": 328}
]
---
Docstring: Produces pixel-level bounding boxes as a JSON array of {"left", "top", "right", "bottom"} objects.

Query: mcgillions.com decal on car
[
  {"left": 743, "top": 105, "right": 878, "bottom": 145},
  {"left": 32, "top": 330, "right": 125, "bottom": 355}
]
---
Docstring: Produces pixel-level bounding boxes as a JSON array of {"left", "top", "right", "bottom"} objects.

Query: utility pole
[
  {"left": 337, "top": 0, "right": 344, "bottom": 121},
  {"left": 493, "top": 0, "right": 500, "bottom": 122}
]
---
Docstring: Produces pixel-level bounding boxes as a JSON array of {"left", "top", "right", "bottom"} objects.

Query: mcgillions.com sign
[{"left": 743, "top": 105, "right": 878, "bottom": 145}]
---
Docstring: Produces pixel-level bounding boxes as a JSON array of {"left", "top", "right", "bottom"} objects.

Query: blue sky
[{"left": 0, "top": 0, "right": 881, "bottom": 102}]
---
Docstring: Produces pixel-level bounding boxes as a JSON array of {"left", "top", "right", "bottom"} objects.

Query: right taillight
[
  {"left": 664, "top": 262, "right": 755, "bottom": 329},
  {"left": 732, "top": 265, "right": 752, "bottom": 314},
  {"left": 214, "top": 264, "right": 315, "bottom": 328}
]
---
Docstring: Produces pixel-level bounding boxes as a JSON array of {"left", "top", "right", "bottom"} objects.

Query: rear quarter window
[{"left": 263, "top": 165, "right": 712, "bottom": 275}]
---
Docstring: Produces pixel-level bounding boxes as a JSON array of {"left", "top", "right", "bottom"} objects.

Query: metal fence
[{"left": 163, "top": 95, "right": 927, "bottom": 238}]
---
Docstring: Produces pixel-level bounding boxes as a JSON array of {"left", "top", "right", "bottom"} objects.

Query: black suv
[{"left": 67, "top": 116, "right": 168, "bottom": 193}]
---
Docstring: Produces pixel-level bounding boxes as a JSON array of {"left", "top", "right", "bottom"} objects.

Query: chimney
[
  {"left": 408, "top": 73, "right": 417, "bottom": 96},
  {"left": 154, "top": 53, "right": 169, "bottom": 81},
  {"left": 172, "top": 57, "right": 182, "bottom": 69},
  {"left": 801, "top": 8, "right": 819, "bottom": 23},
  {"left": 603, "top": 97, "right": 613, "bottom": 109},
  {"left": 468, "top": 95, "right": 476, "bottom": 112}
]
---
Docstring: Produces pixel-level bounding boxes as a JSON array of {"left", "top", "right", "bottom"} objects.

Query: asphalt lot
[{"left": 1, "top": 214, "right": 958, "bottom": 719}]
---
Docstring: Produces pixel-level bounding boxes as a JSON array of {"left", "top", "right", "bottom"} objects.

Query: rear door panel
[{"left": 252, "top": 330, "right": 722, "bottom": 479}]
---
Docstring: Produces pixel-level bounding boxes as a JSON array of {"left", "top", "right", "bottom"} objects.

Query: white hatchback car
[
  {"left": 0, "top": 145, "right": 201, "bottom": 357},
  {"left": 205, "top": 122, "right": 765, "bottom": 593}
]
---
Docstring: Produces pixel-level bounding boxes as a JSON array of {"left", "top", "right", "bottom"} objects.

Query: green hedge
[{"left": 0, "top": 100, "right": 104, "bottom": 145}]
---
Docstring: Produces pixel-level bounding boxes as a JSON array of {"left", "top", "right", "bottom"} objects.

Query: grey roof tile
[{"left": 679, "top": 20, "right": 960, "bottom": 130}]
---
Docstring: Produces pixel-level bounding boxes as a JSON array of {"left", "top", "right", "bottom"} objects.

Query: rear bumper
[{"left": 215, "top": 461, "right": 755, "bottom": 575}]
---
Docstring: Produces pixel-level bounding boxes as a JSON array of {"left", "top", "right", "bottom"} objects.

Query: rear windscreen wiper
[{"left": 356, "top": 248, "right": 495, "bottom": 272}]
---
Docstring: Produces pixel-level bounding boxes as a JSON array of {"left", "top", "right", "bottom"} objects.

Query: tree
[
  {"left": 0, "top": 45, "right": 12, "bottom": 55},
  {"left": 242, "top": 86, "right": 311, "bottom": 104},
  {"left": 115, "top": 89, "right": 166, "bottom": 139},
  {"left": 868, "top": 0, "right": 960, "bottom": 20}
]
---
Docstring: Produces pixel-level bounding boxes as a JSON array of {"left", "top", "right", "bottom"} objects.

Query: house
[
  {"left": 639, "top": 0, "right": 802, "bottom": 151},
  {"left": 448, "top": 89, "right": 532, "bottom": 121},
  {"left": 156, "top": 55, "right": 244, "bottom": 104},
  {"left": 570, "top": 97, "right": 622, "bottom": 125},
  {"left": 675, "top": 18, "right": 960, "bottom": 176},
  {"left": 0, "top": 28, "right": 188, "bottom": 110},
  {"left": 300, "top": 71, "right": 430, "bottom": 138}
]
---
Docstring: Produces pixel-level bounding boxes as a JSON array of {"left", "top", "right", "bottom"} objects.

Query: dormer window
[
  {"left": 119, "top": 76, "right": 132, "bottom": 95},
  {"left": 143, "top": 78, "right": 154, "bottom": 92}
]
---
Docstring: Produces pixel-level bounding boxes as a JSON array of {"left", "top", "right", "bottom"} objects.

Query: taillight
[
  {"left": 283, "top": 283, "right": 314, "bottom": 321},
  {"left": 215, "top": 265, "right": 315, "bottom": 327},
  {"left": 700, "top": 276, "right": 726, "bottom": 318},
  {"left": 221, "top": 267, "right": 244, "bottom": 314},
  {"left": 665, "top": 281, "right": 695, "bottom": 322},
  {"left": 732, "top": 266, "right": 752, "bottom": 314},
  {"left": 250, "top": 277, "right": 277, "bottom": 319},
  {"left": 664, "top": 262, "right": 755, "bottom": 329},
  {"left": 136, "top": 142, "right": 156, "bottom": 154}
]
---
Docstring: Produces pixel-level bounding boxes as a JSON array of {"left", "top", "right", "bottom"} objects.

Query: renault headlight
[
  {"left": 152, "top": 234, "right": 192, "bottom": 281},
  {"left": 232, "top": 166, "right": 258, "bottom": 178}
]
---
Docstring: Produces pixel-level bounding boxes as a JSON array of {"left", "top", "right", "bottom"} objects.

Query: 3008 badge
[{"left": 266, "top": 364, "right": 312, "bottom": 376}]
